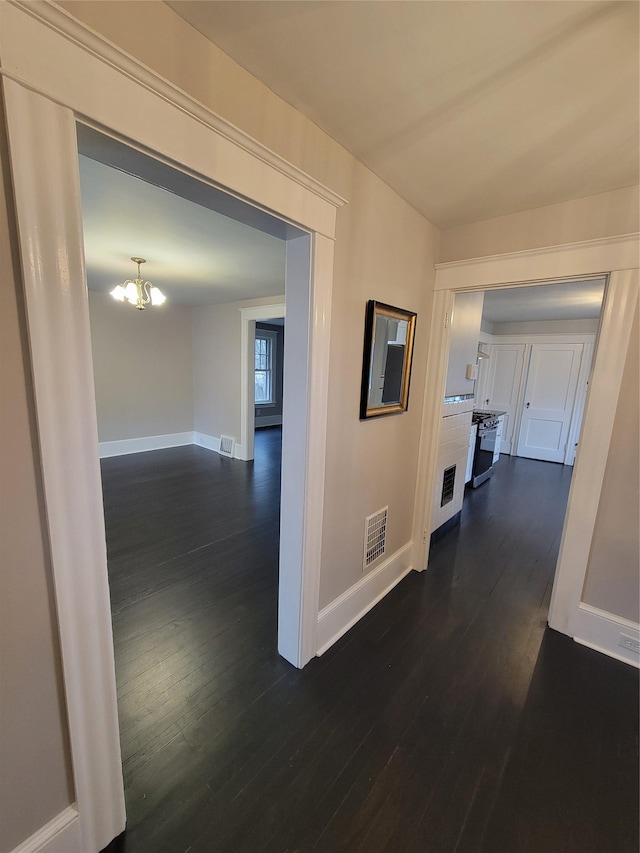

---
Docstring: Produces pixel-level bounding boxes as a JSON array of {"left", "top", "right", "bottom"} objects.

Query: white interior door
[
  {"left": 516, "top": 343, "right": 583, "bottom": 462},
  {"left": 483, "top": 344, "right": 526, "bottom": 454}
]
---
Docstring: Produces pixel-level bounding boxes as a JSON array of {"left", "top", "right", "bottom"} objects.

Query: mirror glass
[{"left": 360, "top": 301, "right": 417, "bottom": 419}]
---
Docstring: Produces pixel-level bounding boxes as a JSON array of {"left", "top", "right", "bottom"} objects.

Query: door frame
[
  {"left": 0, "top": 4, "right": 344, "bottom": 850},
  {"left": 412, "top": 236, "right": 639, "bottom": 659},
  {"left": 240, "top": 301, "right": 286, "bottom": 462}
]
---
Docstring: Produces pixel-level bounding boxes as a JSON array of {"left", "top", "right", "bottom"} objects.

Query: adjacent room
[
  {"left": 432, "top": 280, "right": 604, "bottom": 541},
  {"left": 78, "top": 129, "right": 291, "bottom": 806}
]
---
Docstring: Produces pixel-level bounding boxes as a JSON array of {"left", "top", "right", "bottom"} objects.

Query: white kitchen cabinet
[
  {"left": 445, "top": 292, "right": 484, "bottom": 397},
  {"left": 466, "top": 423, "right": 478, "bottom": 483},
  {"left": 493, "top": 416, "right": 504, "bottom": 463},
  {"left": 483, "top": 344, "right": 526, "bottom": 455}
]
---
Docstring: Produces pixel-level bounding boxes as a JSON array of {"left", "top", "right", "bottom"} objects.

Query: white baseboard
[
  {"left": 99, "top": 432, "right": 247, "bottom": 461},
  {"left": 11, "top": 806, "right": 81, "bottom": 853},
  {"left": 255, "top": 414, "right": 283, "bottom": 427},
  {"left": 316, "top": 542, "right": 414, "bottom": 656},
  {"left": 572, "top": 603, "right": 639, "bottom": 668},
  {"left": 99, "top": 431, "right": 194, "bottom": 458},
  {"left": 194, "top": 432, "right": 245, "bottom": 460},
  {"left": 193, "top": 431, "right": 219, "bottom": 453}
]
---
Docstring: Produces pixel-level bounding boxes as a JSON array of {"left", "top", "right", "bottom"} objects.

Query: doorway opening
[
  {"left": 474, "top": 279, "right": 604, "bottom": 467},
  {"left": 429, "top": 278, "right": 604, "bottom": 553},
  {"left": 75, "top": 122, "right": 317, "bottom": 664},
  {"left": 77, "top": 125, "right": 302, "bottom": 821},
  {"left": 416, "top": 259, "right": 638, "bottom": 669}
]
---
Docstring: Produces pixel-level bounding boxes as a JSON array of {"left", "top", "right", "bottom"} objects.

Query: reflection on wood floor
[{"left": 101, "top": 434, "right": 639, "bottom": 853}]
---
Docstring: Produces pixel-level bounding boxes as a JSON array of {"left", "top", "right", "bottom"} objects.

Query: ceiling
[
  {"left": 79, "top": 155, "right": 287, "bottom": 306},
  {"left": 79, "top": 1, "right": 634, "bottom": 316},
  {"left": 481, "top": 280, "right": 604, "bottom": 324},
  {"left": 79, "top": 146, "right": 606, "bottom": 323},
  {"left": 167, "top": 0, "right": 639, "bottom": 229}
]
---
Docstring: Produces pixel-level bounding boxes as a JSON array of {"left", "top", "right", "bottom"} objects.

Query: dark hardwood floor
[{"left": 101, "top": 436, "right": 639, "bottom": 853}]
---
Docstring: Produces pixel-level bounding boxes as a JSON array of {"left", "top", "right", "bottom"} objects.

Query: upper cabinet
[{"left": 445, "top": 291, "right": 484, "bottom": 397}]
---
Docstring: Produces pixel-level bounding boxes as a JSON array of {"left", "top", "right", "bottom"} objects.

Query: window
[{"left": 255, "top": 330, "right": 277, "bottom": 405}]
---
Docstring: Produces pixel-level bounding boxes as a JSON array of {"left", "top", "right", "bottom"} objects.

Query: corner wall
[
  {"left": 88, "top": 291, "right": 194, "bottom": 449},
  {"left": 192, "top": 296, "right": 285, "bottom": 455}
]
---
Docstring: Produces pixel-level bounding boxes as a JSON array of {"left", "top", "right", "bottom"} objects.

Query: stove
[
  {"left": 469, "top": 411, "right": 502, "bottom": 487},
  {"left": 472, "top": 410, "right": 502, "bottom": 429}
]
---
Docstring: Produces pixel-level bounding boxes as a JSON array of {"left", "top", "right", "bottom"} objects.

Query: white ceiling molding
[
  {"left": 434, "top": 234, "right": 640, "bottom": 290},
  {"left": 6, "top": 0, "right": 348, "bottom": 211}
]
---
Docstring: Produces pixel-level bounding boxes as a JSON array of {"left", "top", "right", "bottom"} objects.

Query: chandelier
[{"left": 110, "top": 257, "right": 166, "bottom": 310}]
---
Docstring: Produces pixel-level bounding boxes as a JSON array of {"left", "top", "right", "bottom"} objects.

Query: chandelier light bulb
[{"left": 110, "top": 257, "right": 166, "bottom": 310}]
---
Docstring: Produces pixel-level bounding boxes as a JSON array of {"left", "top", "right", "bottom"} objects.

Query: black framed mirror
[{"left": 360, "top": 300, "right": 417, "bottom": 419}]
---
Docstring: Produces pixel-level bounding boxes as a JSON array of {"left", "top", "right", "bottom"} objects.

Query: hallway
[{"left": 101, "top": 442, "right": 638, "bottom": 853}]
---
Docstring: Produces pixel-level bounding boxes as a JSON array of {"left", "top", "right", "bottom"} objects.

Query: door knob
[{"left": 525, "top": 402, "right": 530, "bottom": 408}]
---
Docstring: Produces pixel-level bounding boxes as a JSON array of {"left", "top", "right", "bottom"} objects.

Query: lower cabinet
[{"left": 466, "top": 423, "right": 478, "bottom": 483}]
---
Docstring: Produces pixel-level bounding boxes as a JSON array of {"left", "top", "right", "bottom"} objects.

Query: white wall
[
  {"left": 319, "top": 162, "right": 438, "bottom": 609},
  {"left": 440, "top": 186, "right": 639, "bottom": 262},
  {"left": 88, "top": 290, "right": 194, "bottom": 442}
]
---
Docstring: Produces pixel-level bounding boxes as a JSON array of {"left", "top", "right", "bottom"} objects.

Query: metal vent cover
[
  {"left": 441, "top": 465, "right": 456, "bottom": 506},
  {"left": 219, "top": 435, "right": 235, "bottom": 458},
  {"left": 364, "top": 506, "right": 388, "bottom": 570}
]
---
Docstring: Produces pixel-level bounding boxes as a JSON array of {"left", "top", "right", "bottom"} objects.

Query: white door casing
[
  {"left": 564, "top": 341, "right": 594, "bottom": 466},
  {"left": 516, "top": 343, "right": 583, "bottom": 463},
  {"left": 0, "top": 4, "right": 345, "bottom": 850}
]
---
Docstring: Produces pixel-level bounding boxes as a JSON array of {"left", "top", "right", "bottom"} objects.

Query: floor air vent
[
  {"left": 364, "top": 506, "right": 388, "bottom": 570},
  {"left": 219, "top": 435, "right": 235, "bottom": 458},
  {"left": 441, "top": 465, "right": 456, "bottom": 506}
]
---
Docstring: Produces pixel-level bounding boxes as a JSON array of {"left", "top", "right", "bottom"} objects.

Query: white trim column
[
  {"left": 2, "top": 78, "right": 125, "bottom": 853},
  {"left": 278, "top": 233, "right": 335, "bottom": 666},
  {"left": 549, "top": 271, "right": 639, "bottom": 638}
]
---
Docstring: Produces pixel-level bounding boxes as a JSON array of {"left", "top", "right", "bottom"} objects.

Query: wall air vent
[
  {"left": 219, "top": 435, "right": 235, "bottom": 458},
  {"left": 441, "top": 465, "right": 456, "bottom": 506},
  {"left": 364, "top": 506, "right": 388, "bottom": 571}
]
